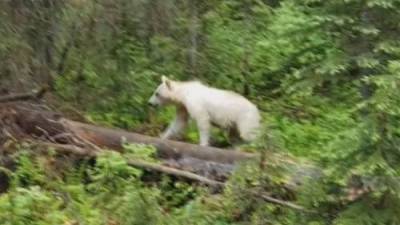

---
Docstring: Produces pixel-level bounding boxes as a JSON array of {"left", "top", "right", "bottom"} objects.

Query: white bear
[{"left": 148, "top": 76, "right": 261, "bottom": 147}]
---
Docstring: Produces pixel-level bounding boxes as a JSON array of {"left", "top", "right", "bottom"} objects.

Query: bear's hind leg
[
  {"left": 195, "top": 117, "right": 211, "bottom": 146},
  {"left": 228, "top": 127, "right": 242, "bottom": 146}
]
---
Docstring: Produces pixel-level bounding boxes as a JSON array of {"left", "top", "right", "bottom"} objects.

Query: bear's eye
[{"left": 155, "top": 92, "right": 160, "bottom": 97}]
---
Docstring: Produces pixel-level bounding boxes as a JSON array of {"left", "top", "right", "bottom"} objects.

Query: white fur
[{"left": 148, "top": 76, "right": 261, "bottom": 146}]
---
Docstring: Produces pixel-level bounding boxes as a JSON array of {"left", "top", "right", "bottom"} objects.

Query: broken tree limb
[
  {"left": 33, "top": 141, "right": 96, "bottom": 156},
  {"left": 127, "top": 159, "right": 225, "bottom": 188},
  {"left": 258, "top": 193, "right": 314, "bottom": 213},
  {"left": 0, "top": 87, "right": 47, "bottom": 103},
  {"left": 33, "top": 141, "right": 224, "bottom": 188}
]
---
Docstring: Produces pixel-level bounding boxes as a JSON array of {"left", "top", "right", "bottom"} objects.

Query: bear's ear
[
  {"left": 162, "top": 75, "right": 173, "bottom": 90},
  {"left": 161, "top": 75, "right": 168, "bottom": 83},
  {"left": 165, "top": 79, "right": 172, "bottom": 90}
]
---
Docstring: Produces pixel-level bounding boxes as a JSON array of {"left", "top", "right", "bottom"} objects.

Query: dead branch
[
  {"left": 247, "top": 189, "right": 314, "bottom": 213},
  {"left": 258, "top": 193, "right": 314, "bottom": 213},
  {"left": 127, "top": 159, "right": 224, "bottom": 188},
  {"left": 33, "top": 141, "right": 224, "bottom": 188},
  {"left": 0, "top": 87, "right": 47, "bottom": 103},
  {"left": 33, "top": 141, "right": 95, "bottom": 156}
]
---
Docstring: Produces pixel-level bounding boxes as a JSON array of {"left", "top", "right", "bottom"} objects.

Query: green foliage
[
  {"left": 11, "top": 150, "right": 47, "bottom": 188},
  {"left": 0, "top": 146, "right": 168, "bottom": 225},
  {"left": 0, "top": 186, "right": 66, "bottom": 225},
  {"left": 122, "top": 141, "right": 158, "bottom": 161},
  {"left": 87, "top": 151, "right": 142, "bottom": 196}
]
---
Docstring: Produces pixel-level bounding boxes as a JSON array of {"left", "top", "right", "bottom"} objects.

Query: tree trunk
[{"left": 188, "top": 0, "right": 199, "bottom": 77}]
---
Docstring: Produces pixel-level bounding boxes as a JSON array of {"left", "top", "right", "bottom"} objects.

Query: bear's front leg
[
  {"left": 160, "top": 124, "right": 176, "bottom": 140},
  {"left": 161, "top": 106, "right": 188, "bottom": 140}
]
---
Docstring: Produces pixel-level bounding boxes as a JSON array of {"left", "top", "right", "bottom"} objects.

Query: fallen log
[
  {"left": 63, "top": 120, "right": 255, "bottom": 164},
  {"left": 0, "top": 102, "right": 379, "bottom": 208},
  {"left": 7, "top": 104, "right": 254, "bottom": 164},
  {"left": 1, "top": 104, "right": 255, "bottom": 180},
  {"left": 3, "top": 104, "right": 324, "bottom": 184}
]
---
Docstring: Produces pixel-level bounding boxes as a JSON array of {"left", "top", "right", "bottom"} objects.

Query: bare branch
[
  {"left": 0, "top": 87, "right": 48, "bottom": 103},
  {"left": 32, "top": 141, "right": 224, "bottom": 188}
]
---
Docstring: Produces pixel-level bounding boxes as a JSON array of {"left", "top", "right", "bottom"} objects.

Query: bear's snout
[
  {"left": 148, "top": 96, "right": 161, "bottom": 107},
  {"left": 148, "top": 100, "right": 156, "bottom": 107}
]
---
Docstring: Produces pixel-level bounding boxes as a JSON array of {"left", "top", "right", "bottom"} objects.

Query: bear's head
[{"left": 148, "top": 75, "right": 176, "bottom": 106}]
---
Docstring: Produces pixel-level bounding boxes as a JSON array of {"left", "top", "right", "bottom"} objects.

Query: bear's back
[
  {"left": 180, "top": 81, "right": 258, "bottom": 128},
  {"left": 180, "top": 81, "right": 243, "bottom": 101}
]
